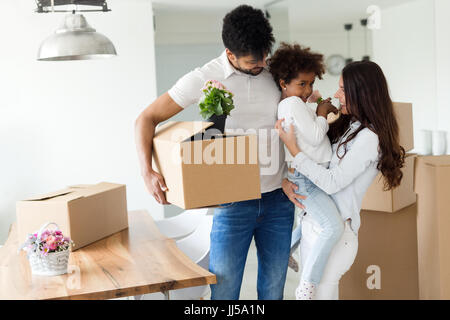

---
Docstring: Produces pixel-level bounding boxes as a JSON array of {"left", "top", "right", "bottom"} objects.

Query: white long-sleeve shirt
[
  {"left": 277, "top": 96, "right": 332, "bottom": 165},
  {"left": 291, "top": 120, "right": 380, "bottom": 234}
]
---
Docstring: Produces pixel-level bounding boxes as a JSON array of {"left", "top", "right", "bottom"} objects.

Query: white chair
[
  {"left": 169, "top": 214, "right": 213, "bottom": 300},
  {"left": 154, "top": 208, "right": 209, "bottom": 240}
]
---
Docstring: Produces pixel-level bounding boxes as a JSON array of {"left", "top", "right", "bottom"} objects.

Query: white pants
[{"left": 298, "top": 214, "right": 358, "bottom": 300}]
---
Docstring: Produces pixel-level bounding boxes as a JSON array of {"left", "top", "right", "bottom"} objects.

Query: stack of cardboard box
[{"left": 340, "top": 102, "right": 419, "bottom": 299}]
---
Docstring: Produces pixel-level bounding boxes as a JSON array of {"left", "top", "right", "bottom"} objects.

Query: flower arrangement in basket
[
  {"left": 198, "top": 80, "right": 235, "bottom": 133},
  {"left": 18, "top": 222, "right": 74, "bottom": 276}
]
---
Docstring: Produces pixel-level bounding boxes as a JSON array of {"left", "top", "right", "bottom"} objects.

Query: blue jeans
[
  {"left": 209, "top": 188, "right": 294, "bottom": 300},
  {"left": 288, "top": 169, "right": 344, "bottom": 285}
]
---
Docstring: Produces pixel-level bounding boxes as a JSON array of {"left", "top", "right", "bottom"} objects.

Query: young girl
[{"left": 268, "top": 43, "right": 342, "bottom": 300}]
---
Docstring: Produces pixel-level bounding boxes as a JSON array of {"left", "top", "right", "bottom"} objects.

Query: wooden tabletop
[{"left": 0, "top": 210, "right": 216, "bottom": 300}]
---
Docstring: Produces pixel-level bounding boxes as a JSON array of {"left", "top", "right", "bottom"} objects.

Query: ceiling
[
  {"left": 288, "top": 0, "right": 414, "bottom": 32},
  {"left": 152, "top": 0, "right": 416, "bottom": 32},
  {"left": 152, "top": 0, "right": 286, "bottom": 11},
  {"left": 152, "top": 0, "right": 414, "bottom": 11}
]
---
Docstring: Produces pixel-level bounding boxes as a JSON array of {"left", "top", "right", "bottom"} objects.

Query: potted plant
[
  {"left": 18, "top": 222, "right": 74, "bottom": 276},
  {"left": 199, "top": 80, "right": 235, "bottom": 133}
]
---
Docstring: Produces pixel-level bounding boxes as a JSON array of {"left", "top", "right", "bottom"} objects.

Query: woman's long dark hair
[{"left": 327, "top": 61, "right": 405, "bottom": 190}]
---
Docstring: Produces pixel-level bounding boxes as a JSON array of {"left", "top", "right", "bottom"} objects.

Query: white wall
[
  {"left": 0, "top": 0, "right": 159, "bottom": 244},
  {"left": 435, "top": 0, "right": 450, "bottom": 134},
  {"left": 372, "top": 0, "right": 438, "bottom": 151},
  {"left": 372, "top": 0, "right": 450, "bottom": 153},
  {"left": 288, "top": 0, "right": 373, "bottom": 101}
]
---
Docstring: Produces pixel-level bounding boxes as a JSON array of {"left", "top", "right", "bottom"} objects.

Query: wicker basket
[{"left": 26, "top": 222, "right": 70, "bottom": 276}]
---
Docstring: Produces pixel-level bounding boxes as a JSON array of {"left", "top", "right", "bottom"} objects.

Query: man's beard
[{"left": 235, "top": 62, "right": 264, "bottom": 76}]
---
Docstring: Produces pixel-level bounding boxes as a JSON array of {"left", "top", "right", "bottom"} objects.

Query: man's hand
[
  {"left": 135, "top": 92, "right": 183, "bottom": 206},
  {"left": 282, "top": 178, "right": 307, "bottom": 209},
  {"left": 142, "top": 170, "right": 170, "bottom": 205}
]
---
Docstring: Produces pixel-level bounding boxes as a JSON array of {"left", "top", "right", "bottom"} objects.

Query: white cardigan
[{"left": 291, "top": 120, "right": 380, "bottom": 234}]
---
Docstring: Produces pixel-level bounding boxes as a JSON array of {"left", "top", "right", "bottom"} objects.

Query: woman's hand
[
  {"left": 275, "top": 119, "right": 301, "bottom": 157},
  {"left": 282, "top": 178, "right": 307, "bottom": 209}
]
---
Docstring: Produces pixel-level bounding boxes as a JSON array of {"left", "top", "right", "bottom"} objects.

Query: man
[{"left": 135, "top": 5, "right": 305, "bottom": 300}]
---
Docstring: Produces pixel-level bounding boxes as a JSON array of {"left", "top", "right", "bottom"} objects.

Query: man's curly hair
[
  {"left": 222, "top": 5, "right": 274, "bottom": 60},
  {"left": 268, "top": 42, "right": 325, "bottom": 91}
]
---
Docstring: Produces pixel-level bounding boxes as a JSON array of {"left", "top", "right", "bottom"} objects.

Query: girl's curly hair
[{"left": 268, "top": 42, "right": 325, "bottom": 91}]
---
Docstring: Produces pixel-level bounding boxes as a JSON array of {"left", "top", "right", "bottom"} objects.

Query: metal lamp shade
[{"left": 38, "top": 14, "right": 116, "bottom": 61}]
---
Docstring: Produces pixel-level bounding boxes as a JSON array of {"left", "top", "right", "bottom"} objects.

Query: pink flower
[
  {"left": 202, "top": 80, "right": 226, "bottom": 92},
  {"left": 46, "top": 235, "right": 56, "bottom": 246}
]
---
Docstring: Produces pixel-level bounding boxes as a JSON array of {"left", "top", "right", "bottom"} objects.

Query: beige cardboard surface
[
  {"left": 16, "top": 182, "right": 128, "bottom": 251},
  {"left": 340, "top": 204, "right": 419, "bottom": 300},
  {"left": 152, "top": 121, "right": 261, "bottom": 209},
  {"left": 393, "top": 102, "right": 414, "bottom": 152},
  {"left": 414, "top": 155, "right": 450, "bottom": 299},
  {"left": 361, "top": 153, "right": 417, "bottom": 213}
]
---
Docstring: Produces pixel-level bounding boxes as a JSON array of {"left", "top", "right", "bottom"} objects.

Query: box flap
[
  {"left": 68, "top": 184, "right": 94, "bottom": 189},
  {"left": 154, "top": 121, "right": 213, "bottom": 143},
  {"left": 416, "top": 155, "right": 450, "bottom": 167},
  {"left": 20, "top": 182, "right": 124, "bottom": 203},
  {"left": 23, "top": 188, "right": 74, "bottom": 201},
  {"left": 68, "top": 182, "right": 125, "bottom": 198}
]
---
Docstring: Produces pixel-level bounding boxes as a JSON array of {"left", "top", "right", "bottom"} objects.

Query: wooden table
[{"left": 0, "top": 210, "right": 216, "bottom": 300}]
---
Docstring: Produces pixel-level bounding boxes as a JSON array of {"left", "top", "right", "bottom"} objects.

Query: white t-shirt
[
  {"left": 277, "top": 96, "right": 332, "bottom": 165},
  {"left": 168, "top": 50, "right": 286, "bottom": 194}
]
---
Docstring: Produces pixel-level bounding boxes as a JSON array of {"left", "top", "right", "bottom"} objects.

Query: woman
[{"left": 276, "top": 60, "right": 405, "bottom": 299}]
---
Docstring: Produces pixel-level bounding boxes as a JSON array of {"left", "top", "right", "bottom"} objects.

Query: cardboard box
[
  {"left": 393, "top": 102, "right": 414, "bottom": 152},
  {"left": 414, "top": 155, "right": 450, "bottom": 299},
  {"left": 16, "top": 182, "right": 128, "bottom": 251},
  {"left": 340, "top": 204, "right": 419, "bottom": 300},
  {"left": 361, "top": 153, "right": 417, "bottom": 212},
  {"left": 152, "top": 121, "right": 261, "bottom": 209}
]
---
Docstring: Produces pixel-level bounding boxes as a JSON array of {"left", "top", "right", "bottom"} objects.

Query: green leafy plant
[{"left": 199, "top": 80, "right": 235, "bottom": 119}]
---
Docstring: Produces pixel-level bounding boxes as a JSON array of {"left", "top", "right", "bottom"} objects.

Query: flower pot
[
  {"left": 19, "top": 222, "right": 72, "bottom": 276},
  {"left": 206, "top": 114, "right": 227, "bottom": 134}
]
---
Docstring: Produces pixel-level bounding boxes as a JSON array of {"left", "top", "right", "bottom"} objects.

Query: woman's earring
[{"left": 283, "top": 87, "right": 287, "bottom": 90}]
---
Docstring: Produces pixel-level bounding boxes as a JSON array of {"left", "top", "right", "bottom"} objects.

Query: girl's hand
[
  {"left": 316, "top": 99, "right": 338, "bottom": 118},
  {"left": 275, "top": 119, "right": 301, "bottom": 157}
]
